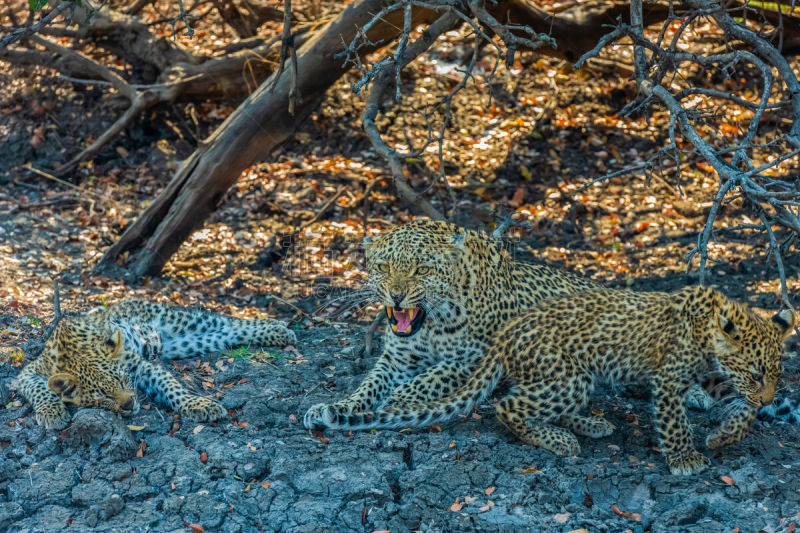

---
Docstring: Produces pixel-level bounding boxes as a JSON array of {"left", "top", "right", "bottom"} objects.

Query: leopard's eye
[
  {"left": 415, "top": 265, "right": 433, "bottom": 276},
  {"left": 749, "top": 368, "right": 763, "bottom": 381},
  {"left": 374, "top": 263, "right": 390, "bottom": 273}
]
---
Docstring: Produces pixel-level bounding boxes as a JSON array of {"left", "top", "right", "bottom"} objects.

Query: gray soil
[{"left": 1, "top": 325, "right": 799, "bottom": 533}]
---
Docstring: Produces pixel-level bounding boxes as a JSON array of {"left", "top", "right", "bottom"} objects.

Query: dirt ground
[{"left": 2, "top": 1, "right": 800, "bottom": 530}]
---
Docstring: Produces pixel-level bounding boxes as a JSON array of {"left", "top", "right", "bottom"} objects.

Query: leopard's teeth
[{"left": 391, "top": 324, "right": 398, "bottom": 332}]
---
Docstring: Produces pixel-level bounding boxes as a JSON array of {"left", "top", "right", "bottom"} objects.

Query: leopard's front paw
[
  {"left": 179, "top": 397, "right": 226, "bottom": 422},
  {"left": 667, "top": 450, "right": 709, "bottom": 475},
  {"left": 35, "top": 407, "right": 70, "bottom": 430},
  {"left": 303, "top": 403, "right": 337, "bottom": 430},
  {"left": 706, "top": 427, "right": 747, "bottom": 450},
  {"left": 685, "top": 386, "right": 714, "bottom": 411}
]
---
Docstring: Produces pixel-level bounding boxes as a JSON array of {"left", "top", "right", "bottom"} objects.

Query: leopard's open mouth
[{"left": 386, "top": 306, "right": 426, "bottom": 337}]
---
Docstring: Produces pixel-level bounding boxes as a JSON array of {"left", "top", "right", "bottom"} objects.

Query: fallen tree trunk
[
  {"left": 96, "top": 0, "right": 800, "bottom": 278},
  {"left": 95, "top": 0, "right": 439, "bottom": 279}
]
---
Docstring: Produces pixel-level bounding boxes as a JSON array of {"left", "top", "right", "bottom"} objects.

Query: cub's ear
[
  {"left": 772, "top": 309, "right": 795, "bottom": 337},
  {"left": 105, "top": 330, "right": 123, "bottom": 357},
  {"left": 48, "top": 373, "right": 80, "bottom": 401}
]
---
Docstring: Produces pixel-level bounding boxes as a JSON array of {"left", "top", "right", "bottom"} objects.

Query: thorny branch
[{"left": 575, "top": 0, "right": 800, "bottom": 307}]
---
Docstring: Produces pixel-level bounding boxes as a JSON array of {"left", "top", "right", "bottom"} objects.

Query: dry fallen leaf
[
  {"left": 192, "top": 425, "right": 205, "bottom": 435},
  {"left": 520, "top": 465, "right": 542, "bottom": 474},
  {"left": 567, "top": 529, "right": 589, "bottom": 533},
  {"left": 313, "top": 431, "right": 330, "bottom": 444},
  {"left": 430, "top": 425, "right": 442, "bottom": 433},
  {"left": 611, "top": 504, "right": 642, "bottom": 521},
  {"left": 289, "top": 414, "right": 297, "bottom": 420},
  {"left": 127, "top": 425, "right": 146, "bottom": 431},
  {"left": 187, "top": 524, "right": 204, "bottom": 533},
  {"left": 261, "top": 481, "right": 271, "bottom": 489},
  {"left": 200, "top": 452, "right": 208, "bottom": 464},
  {"left": 448, "top": 497, "right": 463, "bottom": 512},
  {"left": 554, "top": 512, "right": 571, "bottom": 523},
  {"left": 721, "top": 475, "right": 736, "bottom": 485},
  {"left": 485, "top": 486, "right": 495, "bottom": 495}
]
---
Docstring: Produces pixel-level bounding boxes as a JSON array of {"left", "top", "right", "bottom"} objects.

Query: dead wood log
[
  {"left": 95, "top": 0, "right": 800, "bottom": 278},
  {"left": 95, "top": 0, "right": 440, "bottom": 279}
]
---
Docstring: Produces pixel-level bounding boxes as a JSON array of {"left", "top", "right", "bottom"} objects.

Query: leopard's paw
[
  {"left": 35, "top": 407, "right": 70, "bottom": 430},
  {"left": 667, "top": 450, "right": 709, "bottom": 475},
  {"left": 179, "top": 397, "right": 226, "bottom": 422},
  {"left": 303, "top": 403, "right": 334, "bottom": 430},
  {"left": 685, "top": 386, "right": 714, "bottom": 411},
  {"left": 706, "top": 428, "right": 747, "bottom": 450}
]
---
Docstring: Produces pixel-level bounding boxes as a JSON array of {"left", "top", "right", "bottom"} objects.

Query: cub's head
[
  {"left": 45, "top": 320, "right": 138, "bottom": 415},
  {"left": 363, "top": 220, "right": 482, "bottom": 337},
  {"left": 699, "top": 288, "right": 795, "bottom": 408}
]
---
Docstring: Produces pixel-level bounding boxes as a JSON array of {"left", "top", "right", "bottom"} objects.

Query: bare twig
[{"left": 0, "top": 1, "right": 72, "bottom": 49}]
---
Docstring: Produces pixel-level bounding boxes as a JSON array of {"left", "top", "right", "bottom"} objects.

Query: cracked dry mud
[{"left": 1, "top": 325, "right": 799, "bottom": 532}]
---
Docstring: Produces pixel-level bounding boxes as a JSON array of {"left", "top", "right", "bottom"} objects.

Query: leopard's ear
[
  {"left": 48, "top": 373, "right": 80, "bottom": 401},
  {"left": 772, "top": 309, "right": 795, "bottom": 337},
  {"left": 105, "top": 330, "right": 123, "bottom": 358}
]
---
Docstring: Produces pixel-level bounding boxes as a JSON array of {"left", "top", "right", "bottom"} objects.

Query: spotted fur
[
  {"left": 16, "top": 300, "right": 296, "bottom": 429},
  {"left": 317, "top": 286, "right": 794, "bottom": 475},
  {"left": 303, "top": 219, "right": 599, "bottom": 430}
]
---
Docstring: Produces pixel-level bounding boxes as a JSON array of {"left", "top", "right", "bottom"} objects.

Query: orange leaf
[
  {"left": 261, "top": 482, "right": 271, "bottom": 489},
  {"left": 188, "top": 524, "right": 204, "bottom": 533},
  {"left": 520, "top": 465, "right": 542, "bottom": 474},
  {"left": 313, "top": 431, "right": 330, "bottom": 444},
  {"left": 611, "top": 504, "right": 642, "bottom": 521},
  {"left": 720, "top": 475, "right": 736, "bottom": 485},
  {"left": 430, "top": 425, "right": 442, "bottom": 433},
  {"left": 289, "top": 414, "right": 297, "bottom": 420},
  {"left": 239, "top": 422, "right": 249, "bottom": 428},
  {"left": 200, "top": 452, "right": 208, "bottom": 464},
  {"left": 485, "top": 486, "right": 495, "bottom": 495},
  {"left": 448, "top": 498, "right": 463, "bottom": 512}
]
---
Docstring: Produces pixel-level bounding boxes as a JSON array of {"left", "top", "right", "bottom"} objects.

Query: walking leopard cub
[
  {"left": 16, "top": 300, "right": 296, "bottom": 429},
  {"left": 316, "top": 286, "right": 794, "bottom": 475}
]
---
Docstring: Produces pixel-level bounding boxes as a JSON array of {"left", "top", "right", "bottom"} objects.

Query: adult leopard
[{"left": 304, "top": 219, "right": 599, "bottom": 430}]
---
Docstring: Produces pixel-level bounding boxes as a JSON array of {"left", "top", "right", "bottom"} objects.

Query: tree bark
[
  {"left": 95, "top": 0, "right": 439, "bottom": 279},
  {"left": 97, "top": 0, "right": 799, "bottom": 279}
]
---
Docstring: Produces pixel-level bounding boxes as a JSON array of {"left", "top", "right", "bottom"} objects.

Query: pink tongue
[{"left": 393, "top": 309, "right": 414, "bottom": 331}]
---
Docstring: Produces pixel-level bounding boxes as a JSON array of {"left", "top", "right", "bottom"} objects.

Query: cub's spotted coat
[{"left": 17, "top": 300, "right": 296, "bottom": 429}]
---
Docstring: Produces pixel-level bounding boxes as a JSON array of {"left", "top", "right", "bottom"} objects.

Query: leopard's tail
[{"left": 323, "top": 349, "right": 506, "bottom": 430}]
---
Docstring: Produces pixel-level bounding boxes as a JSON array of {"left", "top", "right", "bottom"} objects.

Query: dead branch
[
  {"left": 575, "top": 0, "right": 800, "bottom": 306},
  {"left": 0, "top": 1, "right": 72, "bottom": 49}
]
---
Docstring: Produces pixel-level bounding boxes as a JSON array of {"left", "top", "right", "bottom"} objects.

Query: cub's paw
[
  {"left": 553, "top": 436, "right": 581, "bottom": 456},
  {"left": 706, "top": 428, "right": 747, "bottom": 450},
  {"left": 179, "top": 397, "right": 226, "bottom": 422},
  {"left": 35, "top": 407, "right": 70, "bottom": 430},
  {"left": 685, "top": 386, "right": 714, "bottom": 411},
  {"left": 667, "top": 450, "right": 710, "bottom": 475},
  {"left": 280, "top": 327, "right": 298, "bottom": 346}
]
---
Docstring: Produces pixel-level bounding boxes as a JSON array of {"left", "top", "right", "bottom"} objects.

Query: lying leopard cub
[
  {"left": 16, "top": 300, "right": 296, "bottom": 429},
  {"left": 316, "top": 286, "right": 794, "bottom": 475}
]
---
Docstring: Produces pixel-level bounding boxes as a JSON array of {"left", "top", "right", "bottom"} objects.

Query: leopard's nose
[
  {"left": 120, "top": 396, "right": 136, "bottom": 412},
  {"left": 390, "top": 292, "right": 405, "bottom": 306}
]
